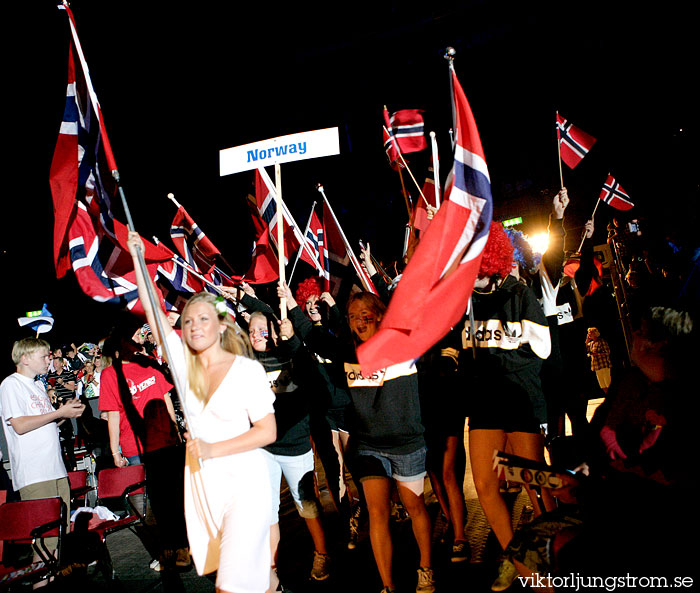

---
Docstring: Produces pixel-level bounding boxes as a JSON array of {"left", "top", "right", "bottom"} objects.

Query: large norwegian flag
[
  {"left": 358, "top": 67, "right": 492, "bottom": 374},
  {"left": 50, "top": 6, "right": 172, "bottom": 314},
  {"left": 254, "top": 169, "right": 324, "bottom": 275},
  {"left": 50, "top": 20, "right": 120, "bottom": 277},
  {"left": 600, "top": 174, "right": 634, "bottom": 211},
  {"left": 170, "top": 206, "right": 221, "bottom": 275},
  {"left": 556, "top": 113, "right": 597, "bottom": 169}
]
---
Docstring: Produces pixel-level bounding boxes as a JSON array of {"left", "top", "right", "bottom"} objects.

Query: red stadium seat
[{"left": 0, "top": 497, "right": 66, "bottom": 589}]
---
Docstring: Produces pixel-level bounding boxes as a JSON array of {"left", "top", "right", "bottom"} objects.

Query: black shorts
[{"left": 467, "top": 373, "right": 544, "bottom": 434}]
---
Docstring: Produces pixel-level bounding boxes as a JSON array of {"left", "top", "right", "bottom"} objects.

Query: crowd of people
[{"left": 1, "top": 185, "right": 696, "bottom": 593}]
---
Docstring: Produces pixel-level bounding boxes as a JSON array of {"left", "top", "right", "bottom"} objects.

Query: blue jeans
[{"left": 356, "top": 446, "right": 427, "bottom": 482}]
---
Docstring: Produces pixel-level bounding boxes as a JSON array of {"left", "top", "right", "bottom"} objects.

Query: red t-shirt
[{"left": 98, "top": 359, "right": 178, "bottom": 457}]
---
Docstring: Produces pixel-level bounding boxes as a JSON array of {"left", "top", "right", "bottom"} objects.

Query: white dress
[{"left": 166, "top": 332, "right": 275, "bottom": 593}]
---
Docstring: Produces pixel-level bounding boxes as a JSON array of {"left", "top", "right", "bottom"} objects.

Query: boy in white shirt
[{"left": 0, "top": 337, "right": 85, "bottom": 554}]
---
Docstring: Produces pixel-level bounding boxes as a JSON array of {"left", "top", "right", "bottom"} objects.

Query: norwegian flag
[
  {"left": 321, "top": 196, "right": 377, "bottom": 296},
  {"left": 254, "top": 169, "right": 324, "bottom": 276},
  {"left": 389, "top": 109, "right": 428, "bottom": 154},
  {"left": 383, "top": 106, "right": 403, "bottom": 171},
  {"left": 600, "top": 174, "right": 634, "bottom": 211},
  {"left": 320, "top": 200, "right": 350, "bottom": 296},
  {"left": 556, "top": 113, "right": 597, "bottom": 169},
  {"left": 50, "top": 6, "right": 172, "bottom": 315},
  {"left": 67, "top": 203, "right": 169, "bottom": 315},
  {"left": 50, "top": 18, "right": 120, "bottom": 277},
  {"left": 358, "top": 66, "right": 492, "bottom": 374},
  {"left": 149, "top": 237, "right": 206, "bottom": 312},
  {"left": 170, "top": 206, "right": 221, "bottom": 275},
  {"left": 242, "top": 190, "right": 280, "bottom": 285},
  {"left": 304, "top": 208, "right": 330, "bottom": 290},
  {"left": 383, "top": 107, "right": 428, "bottom": 171}
]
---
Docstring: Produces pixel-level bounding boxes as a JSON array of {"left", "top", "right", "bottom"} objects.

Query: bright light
[{"left": 527, "top": 232, "right": 550, "bottom": 254}]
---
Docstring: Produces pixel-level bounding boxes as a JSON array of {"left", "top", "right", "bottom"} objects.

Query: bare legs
[{"left": 362, "top": 477, "right": 432, "bottom": 590}]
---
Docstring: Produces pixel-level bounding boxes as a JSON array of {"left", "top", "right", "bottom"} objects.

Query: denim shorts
[{"left": 355, "top": 446, "right": 427, "bottom": 482}]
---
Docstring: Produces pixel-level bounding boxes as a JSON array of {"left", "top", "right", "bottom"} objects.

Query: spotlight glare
[{"left": 528, "top": 232, "right": 550, "bottom": 254}]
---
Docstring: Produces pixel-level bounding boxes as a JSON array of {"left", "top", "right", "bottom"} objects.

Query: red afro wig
[
  {"left": 295, "top": 277, "right": 322, "bottom": 305},
  {"left": 477, "top": 222, "right": 514, "bottom": 279}
]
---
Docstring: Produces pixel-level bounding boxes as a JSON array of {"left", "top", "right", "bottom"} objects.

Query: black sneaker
[
  {"left": 450, "top": 539, "right": 472, "bottom": 563},
  {"left": 348, "top": 504, "right": 362, "bottom": 550}
]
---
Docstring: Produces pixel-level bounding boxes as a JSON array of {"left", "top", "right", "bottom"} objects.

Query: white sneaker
[{"left": 416, "top": 566, "right": 436, "bottom": 593}]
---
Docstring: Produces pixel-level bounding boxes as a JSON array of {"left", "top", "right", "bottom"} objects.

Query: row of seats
[{"left": 0, "top": 464, "right": 146, "bottom": 590}]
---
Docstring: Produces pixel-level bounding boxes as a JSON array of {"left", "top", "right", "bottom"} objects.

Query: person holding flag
[
  {"left": 126, "top": 231, "right": 277, "bottom": 593},
  {"left": 445, "top": 223, "right": 555, "bottom": 591}
]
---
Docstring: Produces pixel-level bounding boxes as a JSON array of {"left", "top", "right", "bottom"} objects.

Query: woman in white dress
[{"left": 127, "top": 232, "right": 277, "bottom": 593}]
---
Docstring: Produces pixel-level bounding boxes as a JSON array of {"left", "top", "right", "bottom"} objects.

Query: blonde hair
[
  {"left": 12, "top": 337, "right": 50, "bottom": 366},
  {"left": 182, "top": 292, "right": 253, "bottom": 403}
]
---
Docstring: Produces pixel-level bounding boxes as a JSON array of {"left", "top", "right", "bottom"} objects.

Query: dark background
[{"left": 2, "top": 0, "right": 698, "bottom": 377}]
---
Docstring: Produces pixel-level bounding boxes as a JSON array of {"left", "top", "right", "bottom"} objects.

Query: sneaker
[
  {"left": 175, "top": 547, "right": 192, "bottom": 570},
  {"left": 348, "top": 504, "right": 362, "bottom": 550},
  {"left": 310, "top": 551, "right": 331, "bottom": 581},
  {"left": 491, "top": 558, "right": 518, "bottom": 592},
  {"left": 149, "top": 558, "right": 162, "bottom": 572},
  {"left": 450, "top": 539, "right": 472, "bottom": 563},
  {"left": 416, "top": 567, "right": 436, "bottom": 593}
]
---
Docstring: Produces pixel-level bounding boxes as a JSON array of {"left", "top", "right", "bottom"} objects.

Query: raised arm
[{"left": 126, "top": 231, "right": 172, "bottom": 345}]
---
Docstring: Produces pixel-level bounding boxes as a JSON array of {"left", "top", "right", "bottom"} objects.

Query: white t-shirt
[{"left": 0, "top": 373, "right": 67, "bottom": 491}]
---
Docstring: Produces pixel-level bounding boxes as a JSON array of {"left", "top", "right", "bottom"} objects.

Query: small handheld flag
[
  {"left": 556, "top": 113, "right": 597, "bottom": 169},
  {"left": 600, "top": 174, "right": 634, "bottom": 210},
  {"left": 18, "top": 304, "right": 54, "bottom": 335}
]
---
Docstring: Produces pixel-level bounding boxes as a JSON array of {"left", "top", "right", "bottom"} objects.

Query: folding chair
[
  {"left": 87, "top": 464, "right": 146, "bottom": 543},
  {"left": 67, "top": 469, "right": 92, "bottom": 508},
  {"left": 0, "top": 497, "right": 66, "bottom": 590}
]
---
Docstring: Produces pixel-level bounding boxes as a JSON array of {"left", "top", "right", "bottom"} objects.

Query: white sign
[{"left": 219, "top": 127, "right": 340, "bottom": 176}]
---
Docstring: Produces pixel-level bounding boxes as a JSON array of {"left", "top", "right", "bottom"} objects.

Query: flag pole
[
  {"left": 275, "top": 163, "right": 287, "bottom": 321},
  {"left": 556, "top": 111, "right": 564, "bottom": 189},
  {"left": 446, "top": 46, "right": 476, "bottom": 360},
  {"left": 430, "top": 131, "right": 441, "bottom": 208},
  {"left": 59, "top": 2, "right": 193, "bottom": 438},
  {"left": 289, "top": 200, "right": 317, "bottom": 286},
  {"left": 576, "top": 197, "right": 600, "bottom": 253},
  {"left": 384, "top": 125, "right": 430, "bottom": 208},
  {"left": 257, "top": 167, "right": 325, "bottom": 278},
  {"left": 444, "top": 47, "right": 457, "bottom": 150}
]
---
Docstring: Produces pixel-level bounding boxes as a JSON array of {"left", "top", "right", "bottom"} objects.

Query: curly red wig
[
  {"left": 478, "top": 222, "right": 514, "bottom": 279},
  {"left": 295, "top": 277, "right": 322, "bottom": 305}
]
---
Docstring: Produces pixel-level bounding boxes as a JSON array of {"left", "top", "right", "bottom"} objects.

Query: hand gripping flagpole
[{"left": 576, "top": 197, "right": 601, "bottom": 253}]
